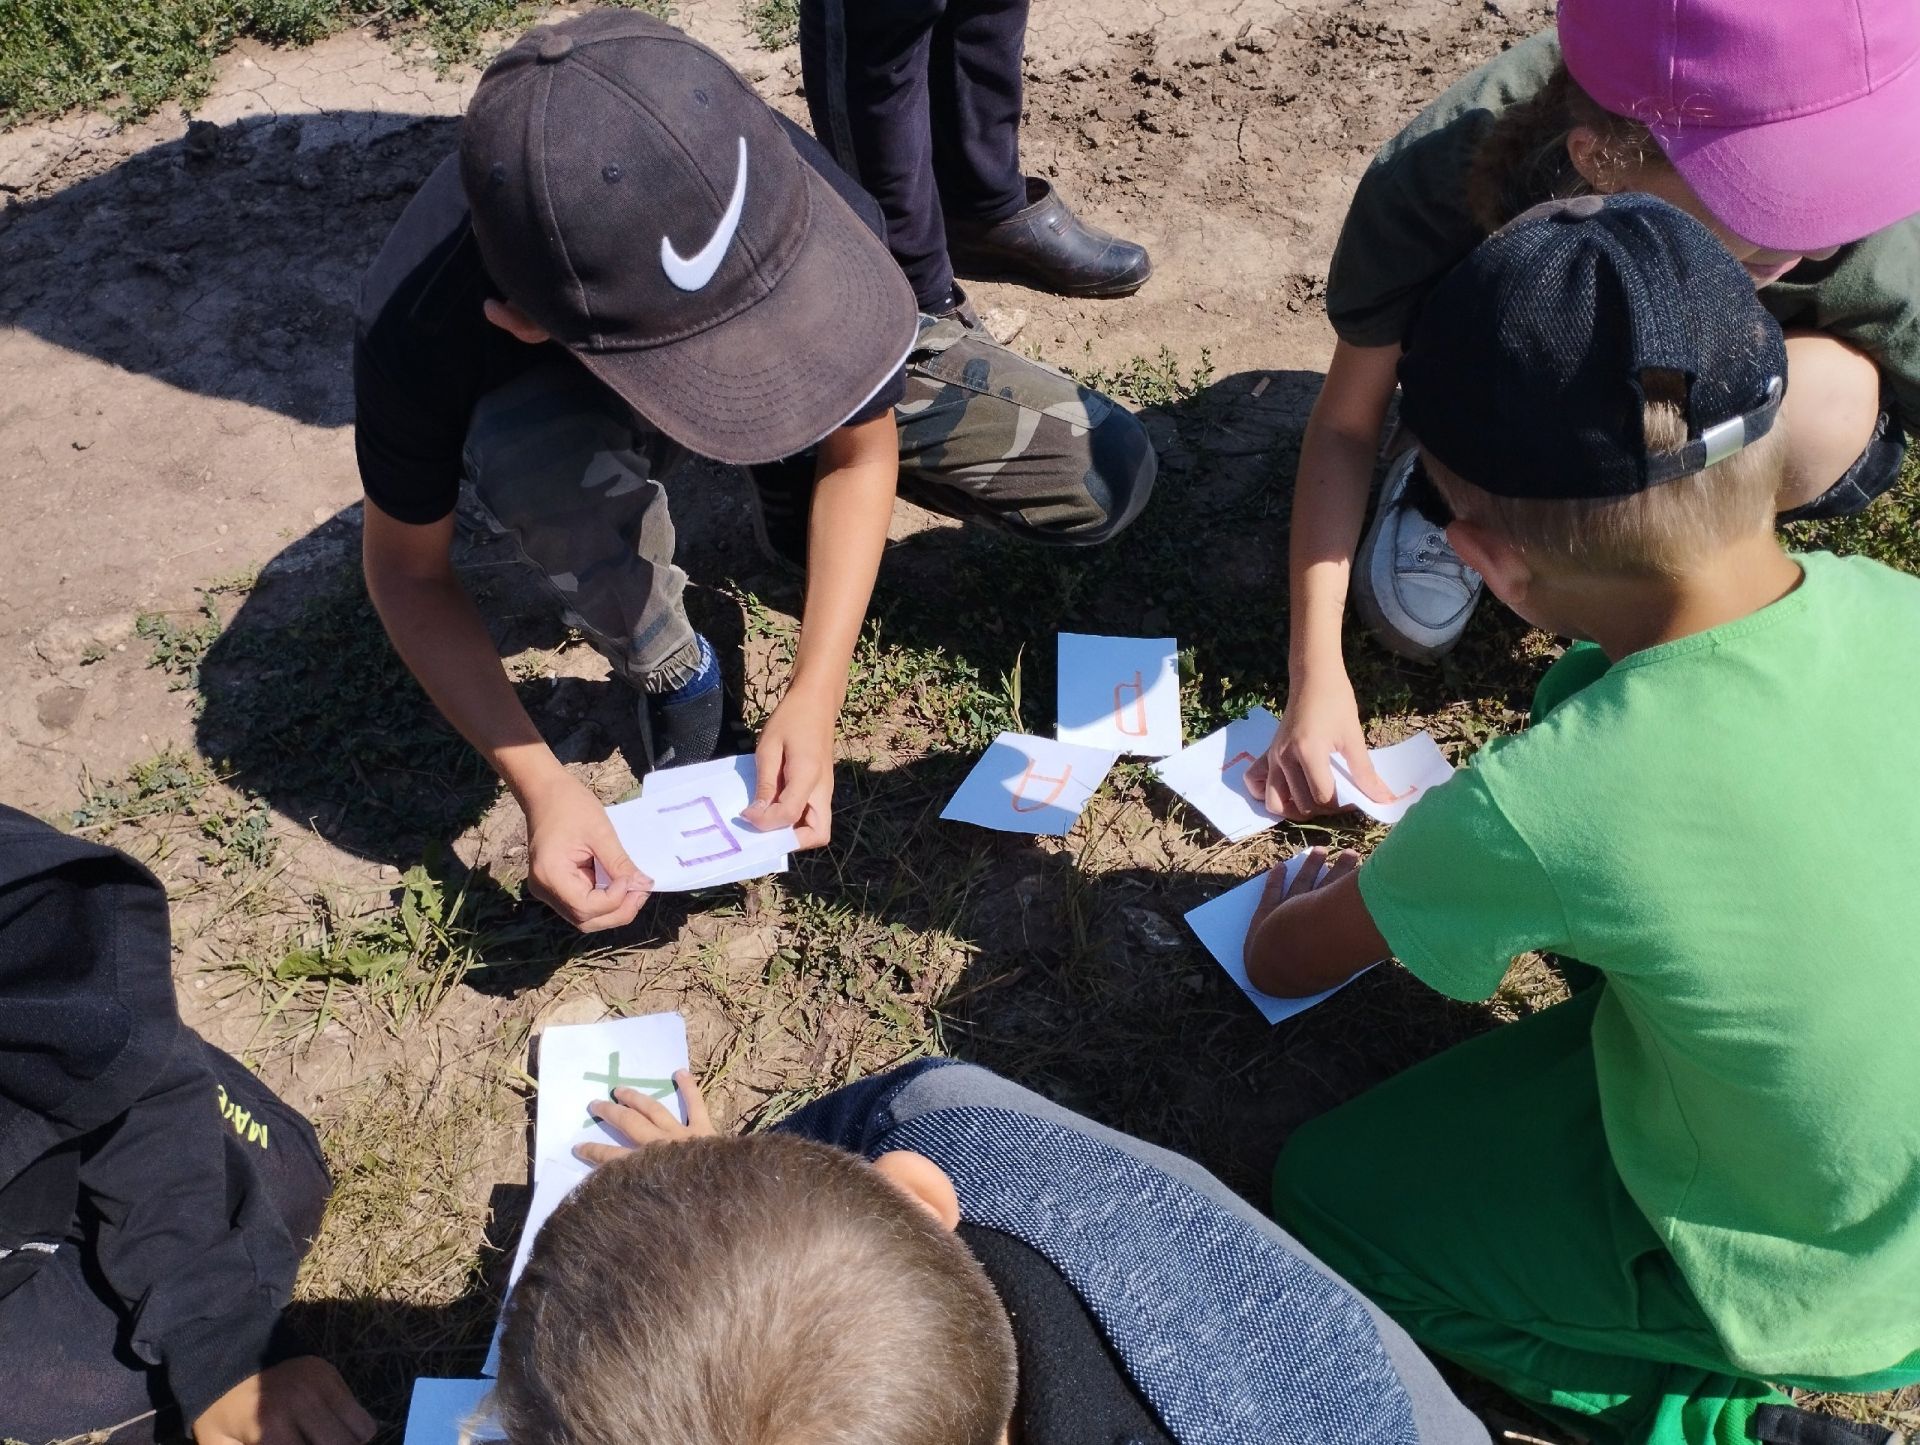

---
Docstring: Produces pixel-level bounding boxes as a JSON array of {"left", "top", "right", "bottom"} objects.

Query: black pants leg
[
  {"left": 928, "top": 0, "right": 1030, "bottom": 225},
  {"left": 801, "top": 0, "right": 1028, "bottom": 312}
]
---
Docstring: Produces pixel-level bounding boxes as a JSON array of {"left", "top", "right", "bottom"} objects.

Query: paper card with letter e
[
  {"left": 599, "top": 755, "right": 796, "bottom": 891},
  {"left": 1056, "top": 633, "right": 1183, "bottom": 757},
  {"left": 941, "top": 732, "right": 1117, "bottom": 836},
  {"left": 1184, "top": 851, "right": 1380, "bottom": 1025},
  {"left": 1330, "top": 732, "right": 1453, "bottom": 825},
  {"left": 1151, "top": 706, "right": 1281, "bottom": 841},
  {"left": 403, "top": 1378, "right": 501, "bottom": 1445}
]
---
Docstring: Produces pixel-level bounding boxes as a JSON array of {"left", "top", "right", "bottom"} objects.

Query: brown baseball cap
[{"left": 459, "top": 11, "right": 918, "bottom": 465}]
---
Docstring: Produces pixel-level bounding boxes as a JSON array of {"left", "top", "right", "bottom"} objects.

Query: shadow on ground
[{"left": 0, "top": 111, "right": 459, "bottom": 427}]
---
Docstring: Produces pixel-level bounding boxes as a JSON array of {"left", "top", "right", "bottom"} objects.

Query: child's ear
[
  {"left": 482, "top": 297, "right": 552, "bottom": 345},
  {"left": 872, "top": 1151, "right": 962, "bottom": 1232},
  {"left": 1446, "top": 518, "right": 1531, "bottom": 602},
  {"left": 1566, "top": 125, "right": 1610, "bottom": 192}
]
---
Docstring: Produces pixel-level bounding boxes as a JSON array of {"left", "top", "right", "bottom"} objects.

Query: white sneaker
[{"left": 1353, "top": 450, "right": 1483, "bottom": 661}]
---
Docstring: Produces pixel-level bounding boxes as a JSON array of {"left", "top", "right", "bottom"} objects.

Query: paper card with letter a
[
  {"left": 1055, "top": 633, "right": 1183, "bottom": 757},
  {"left": 941, "top": 732, "right": 1118, "bottom": 836},
  {"left": 601, "top": 755, "right": 796, "bottom": 891}
]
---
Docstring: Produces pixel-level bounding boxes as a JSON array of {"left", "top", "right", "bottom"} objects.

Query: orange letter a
[{"left": 1011, "top": 758, "right": 1074, "bottom": 813}]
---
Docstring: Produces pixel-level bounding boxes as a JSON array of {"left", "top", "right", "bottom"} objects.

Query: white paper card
[
  {"left": 600, "top": 755, "right": 797, "bottom": 891},
  {"left": 1151, "top": 706, "right": 1282, "bottom": 841},
  {"left": 1055, "top": 633, "right": 1183, "bottom": 757},
  {"left": 940, "top": 732, "right": 1118, "bottom": 836},
  {"left": 480, "top": 1171, "right": 576, "bottom": 1376},
  {"left": 1183, "top": 852, "right": 1376, "bottom": 1024},
  {"left": 1331, "top": 732, "right": 1454, "bottom": 825},
  {"left": 403, "top": 1379, "right": 501, "bottom": 1445},
  {"left": 533, "top": 1013, "right": 689, "bottom": 1183},
  {"left": 483, "top": 1012, "right": 692, "bottom": 1374}
]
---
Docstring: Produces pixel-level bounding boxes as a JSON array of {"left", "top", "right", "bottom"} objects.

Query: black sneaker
[
  {"left": 1752, "top": 1405, "right": 1906, "bottom": 1445},
  {"left": 639, "top": 638, "right": 726, "bottom": 770},
  {"left": 743, "top": 452, "right": 814, "bottom": 574}
]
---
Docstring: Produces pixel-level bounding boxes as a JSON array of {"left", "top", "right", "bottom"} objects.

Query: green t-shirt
[
  {"left": 1326, "top": 30, "right": 1920, "bottom": 433},
  {"left": 1358, "top": 551, "right": 1920, "bottom": 1378}
]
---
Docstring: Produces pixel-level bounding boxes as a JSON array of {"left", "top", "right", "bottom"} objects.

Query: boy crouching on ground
[
  {"left": 1251, "top": 195, "right": 1920, "bottom": 1445},
  {"left": 488, "top": 1062, "right": 1491, "bottom": 1445}
]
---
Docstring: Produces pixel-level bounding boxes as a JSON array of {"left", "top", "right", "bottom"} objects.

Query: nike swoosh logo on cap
[{"left": 660, "top": 136, "right": 748, "bottom": 292}]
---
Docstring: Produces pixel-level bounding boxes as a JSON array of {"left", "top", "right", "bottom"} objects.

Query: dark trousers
[
  {"left": 802, "top": 0, "right": 1032, "bottom": 311},
  {"left": 0, "top": 1038, "right": 330, "bottom": 1445}
]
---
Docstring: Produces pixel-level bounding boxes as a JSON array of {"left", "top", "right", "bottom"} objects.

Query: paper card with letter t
[{"left": 941, "top": 732, "right": 1118, "bottom": 836}]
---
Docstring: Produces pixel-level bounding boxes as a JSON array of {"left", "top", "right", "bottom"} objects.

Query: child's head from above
[
  {"left": 491, "top": 1134, "right": 1018, "bottom": 1445},
  {"left": 1471, "top": 0, "right": 1920, "bottom": 281},
  {"left": 1398, "top": 195, "right": 1789, "bottom": 635}
]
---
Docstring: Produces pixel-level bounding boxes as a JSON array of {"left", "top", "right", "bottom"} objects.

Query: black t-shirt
[
  {"left": 960, "top": 1222, "right": 1176, "bottom": 1445},
  {"left": 353, "top": 115, "right": 907, "bottom": 525}
]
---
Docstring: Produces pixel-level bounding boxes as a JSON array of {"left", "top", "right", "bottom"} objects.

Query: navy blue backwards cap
[{"left": 1397, "top": 194, "right": 1787, "bottom": 501}]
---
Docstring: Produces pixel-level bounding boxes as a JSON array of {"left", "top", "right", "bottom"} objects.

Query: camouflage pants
[{"left": 462, "top": 315, "right": 1155, "bottom": 692}]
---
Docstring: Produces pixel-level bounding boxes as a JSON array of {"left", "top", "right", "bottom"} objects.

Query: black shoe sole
[{"left": 947, "top": 256, "right": 1153, "bottom": 299}]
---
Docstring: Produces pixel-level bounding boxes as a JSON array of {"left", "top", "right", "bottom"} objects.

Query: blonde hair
[
  {"left": 492, "top": 1134, "right": 1018, "bottom": 1445},
  {"left": 1424, "top": 373, "right": 1787, "bottom": 576},
  {"left": 1467, "top": 63, "right": 1668, "bottom": 233}
]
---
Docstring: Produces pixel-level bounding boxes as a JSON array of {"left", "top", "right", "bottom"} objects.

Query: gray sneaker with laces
[{"left": 1353, "top": 450, "right": 1484, "bottom": 661}]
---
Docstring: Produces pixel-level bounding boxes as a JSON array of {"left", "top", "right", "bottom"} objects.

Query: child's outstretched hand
[
  {"left": 575, "top": 1070, "right": 716, "bottom": 1164},
  {"left": 193, "top": 1357, "right": 375, "bottom": 1445},
  {"left": 1249, "top": 670, "right": 1394, "bottom": 819}
]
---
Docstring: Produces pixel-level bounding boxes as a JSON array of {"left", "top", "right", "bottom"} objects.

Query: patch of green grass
[
  {"left": 248, "top": 856, "right": 552, "bottom": 1033},
  {"left": 0, "top": 0, "right": 677, "bottom": 126},
  {"left": 72, "top": 747, "right": 216, "bottom": 830},
  {"left": 743, "top": 0, "right": 799, "bottom": 50},
  {"left": 71, "top": 748, "right": 283, "bottom": 875},
  {"left": 136, "top": 602, "right": 221, "bottom": 689},
  {"left": 1071, "top": 344, "right": 1216, "bottom": 409}
]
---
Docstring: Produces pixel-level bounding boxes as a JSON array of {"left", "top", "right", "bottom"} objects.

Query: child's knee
[
  {"left": 1779, "top": 331, "right": 1888, "bottom": 508},
  {"left": 1079, "top": 405, "right": 1157, "bottom": 541},
  {"left": 1032, "top": 405, "right": 1156, "bottom": 545}
]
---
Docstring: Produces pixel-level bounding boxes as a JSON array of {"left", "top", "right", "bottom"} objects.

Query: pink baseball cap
[{"left": 1559, "top": 0, "right": 1920, "bottom": 253}]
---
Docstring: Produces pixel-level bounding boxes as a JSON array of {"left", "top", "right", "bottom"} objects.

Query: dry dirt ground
[{"left": 6, "top": 1, "right": 1911, "bottom": 1440}]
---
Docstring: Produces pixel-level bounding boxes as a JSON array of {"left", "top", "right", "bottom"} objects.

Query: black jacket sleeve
[{"left": 78, "top": 1030, "right": 307, "bottom": 1426}]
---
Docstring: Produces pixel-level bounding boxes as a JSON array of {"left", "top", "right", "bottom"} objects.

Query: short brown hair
[
  {"left": 492, "top": 1135, "right": 1018, "bottom": 1445},
  {"left": 1424, "top": 374, "right": 1787, "bottom": 576},
  {"left": 1467, "top": 62, "right": 1667, "bottom": 233}
]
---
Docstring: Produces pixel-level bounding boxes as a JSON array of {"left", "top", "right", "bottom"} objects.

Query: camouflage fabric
[
  {"left": 463, "top": 359, "right": 703, "bottom": 691},
  {"left": 461, "top": 323, "right": 1155, "bottom": 691},
  {"left": 896, "top": 315, "right": 1155, "bottom": 542}
]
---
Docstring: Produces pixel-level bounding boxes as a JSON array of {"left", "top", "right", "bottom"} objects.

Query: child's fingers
[
  {"left": 1336, "top": 737, "right": 1397, "bottom": 805},
  {"left": 675, "top": 1070, "right": 715, "bottom": 1135},
  {"left": 1285, "top": 847, "right": 1331, "bottom": 901},
  {"left": 587, "top": 1089, "right": 679, "bottom": 1143},
  {"left": 1324, "top": 848, "right": 1363, "bottom": 884}
]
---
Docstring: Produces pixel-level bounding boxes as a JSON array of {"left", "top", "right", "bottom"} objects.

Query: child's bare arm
[
  {"left": 1245, "top": 847, "right": 1391, "bottom": 997},
  {"left": 1251, "top": 341, "right": 1402, "bottom": 819}
]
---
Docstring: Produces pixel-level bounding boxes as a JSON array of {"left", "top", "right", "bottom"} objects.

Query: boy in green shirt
[{"left": 1252, "top": 194, "right": 1920, "bottom": 1445}]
